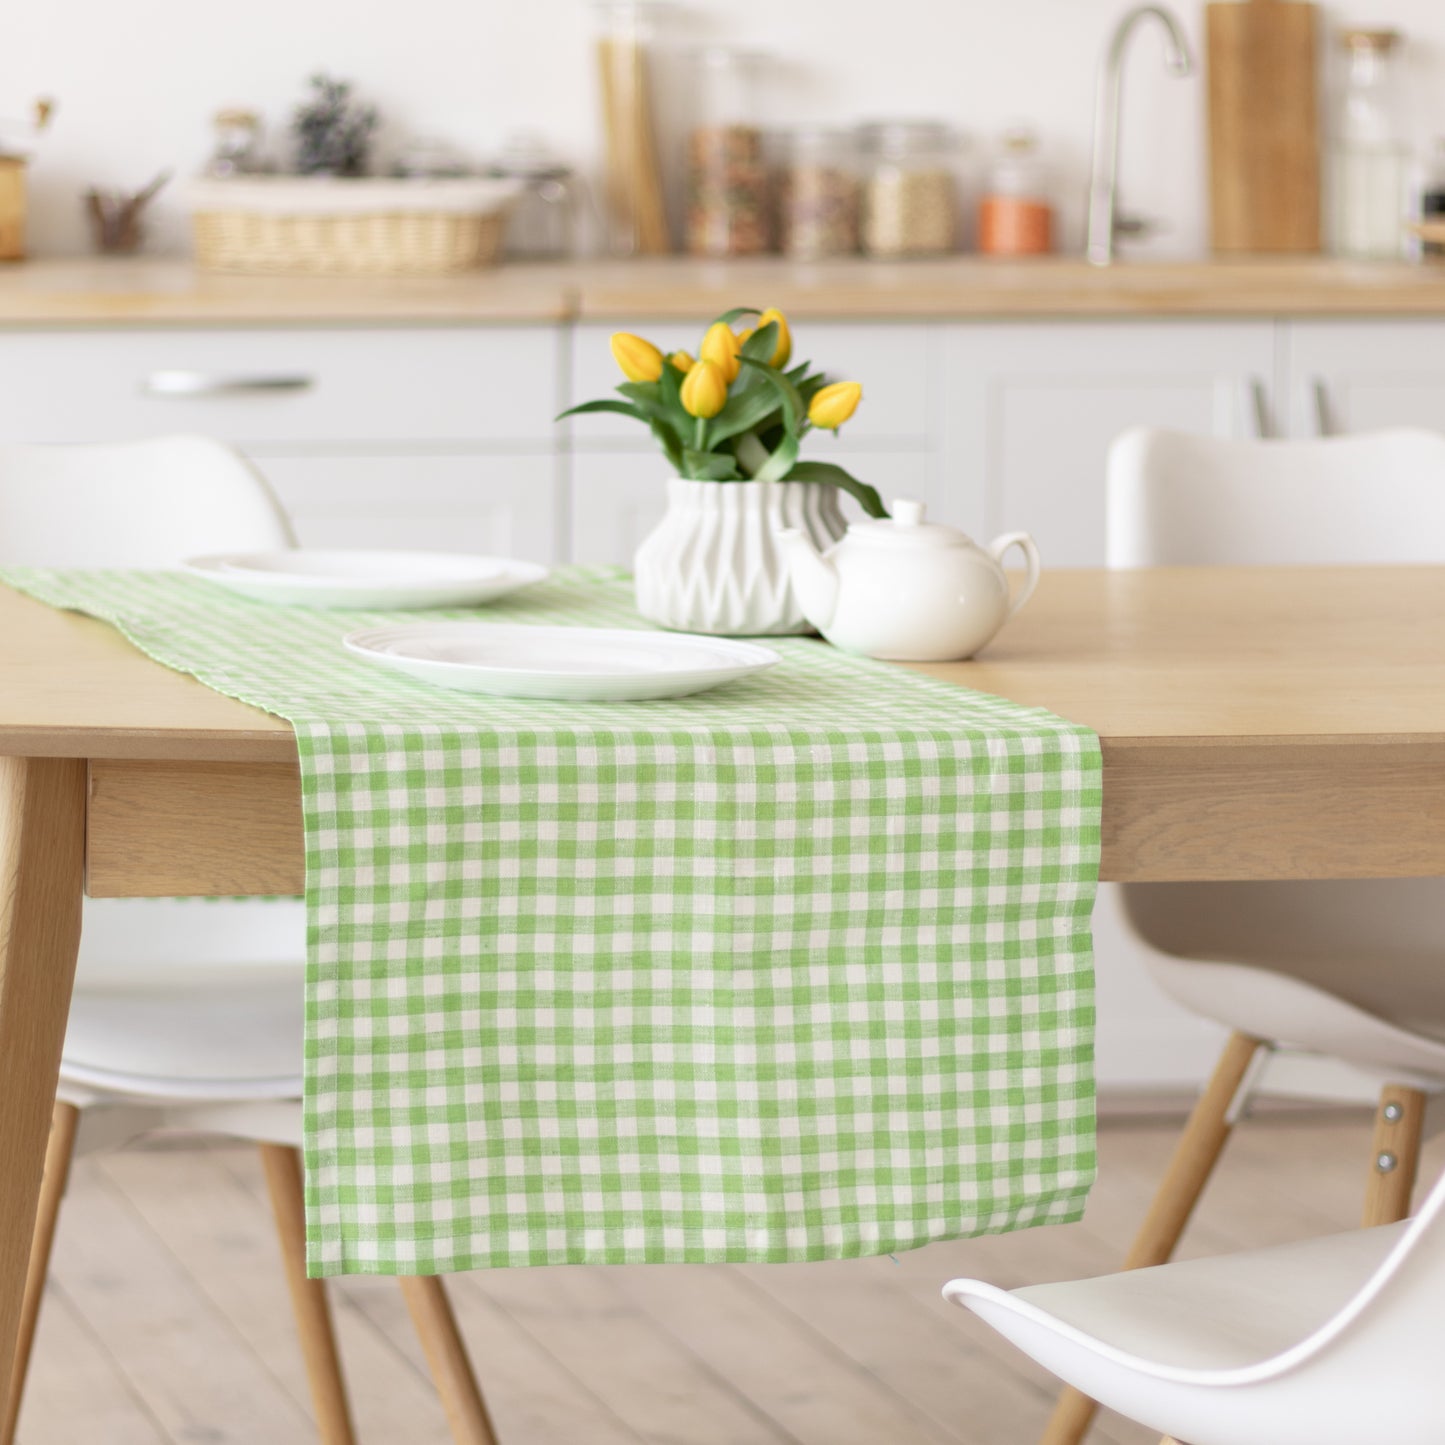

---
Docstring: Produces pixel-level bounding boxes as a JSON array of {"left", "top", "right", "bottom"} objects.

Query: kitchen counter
[{"left": 5, "top": 255, "right": 1445, "bottom": 325}]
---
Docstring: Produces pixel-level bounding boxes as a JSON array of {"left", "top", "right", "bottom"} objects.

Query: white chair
[
  {"left": 0, "top": 438, "right": 496, "bottom": 1445},
  {"left": 944, "top": 1161, "right": 1445, "bottom": 1445},
  {"left": 1038, "top": 426, "right": 1445, "bottom": 1445}
]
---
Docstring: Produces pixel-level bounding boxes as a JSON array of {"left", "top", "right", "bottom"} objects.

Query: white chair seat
[
  {"left": 60, "top": 960, "right": 305, "bottom": 1101},
  {"left": 984, "top": 1224, "right": 1401, "bottom": 1373}
]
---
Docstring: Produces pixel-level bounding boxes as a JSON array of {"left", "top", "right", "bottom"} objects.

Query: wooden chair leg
[
  {"left": 1, "top": 1101, "right": 79, "bottom": 1445},
  {"left": 1361, "top": 1084, "right": 1427, "bottom": 1228},
  {"left": 398, "top": 1275, "right": 498, "bottom": 1445},
  {"left": 1038, "top": 1030, "right": 1267, "bottom": 1445},
  {"left": 258, "top": 1144, "right": 357, "bottom": 1445}
]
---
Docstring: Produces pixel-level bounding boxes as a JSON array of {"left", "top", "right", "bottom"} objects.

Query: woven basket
[{"left": 186, "top": 178, "right": 519, "bottom": 277}]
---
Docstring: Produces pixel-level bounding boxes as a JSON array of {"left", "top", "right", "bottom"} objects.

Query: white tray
[
  {"left": 343, "top": 622, "right": 782, "bottom": 701},
  {"left": 184, "top": 550, "right": 548, "bottom": 610}
]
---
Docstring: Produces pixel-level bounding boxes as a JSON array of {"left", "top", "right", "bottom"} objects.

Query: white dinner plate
[
  {"left": 343, "top": 623, "right": 782, "bottom": 701},
  {"left": 183, "top": 549, "right": 549, "bottom": 609}
]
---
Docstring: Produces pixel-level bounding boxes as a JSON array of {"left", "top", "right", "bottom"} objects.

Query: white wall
[{"left": 8, "top": 0, "right": 1445, "bottom": 259}]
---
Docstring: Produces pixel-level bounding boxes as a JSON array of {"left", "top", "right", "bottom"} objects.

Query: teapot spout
[{"left": 776, "top": 527, "right": 840, "bottom": 630}]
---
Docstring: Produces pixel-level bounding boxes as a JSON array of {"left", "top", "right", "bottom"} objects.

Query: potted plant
[{"left": 562, "top": 306, "right": 887, "bottom": 635}]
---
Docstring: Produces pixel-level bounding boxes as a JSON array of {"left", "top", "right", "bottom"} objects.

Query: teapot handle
[{"left": 986, "top": 532, "right": 1041, "bottom": 620}]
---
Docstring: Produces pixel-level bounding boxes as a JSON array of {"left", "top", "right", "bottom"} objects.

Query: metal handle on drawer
[
  {"left": 142, "top": 370, "right": 316, "bottom": 397},
  {"left": 1309, "top": 375, "right": 1335, "bottom": 437}
]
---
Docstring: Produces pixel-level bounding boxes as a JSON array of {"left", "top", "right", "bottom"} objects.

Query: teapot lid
[{"left": 851, "top": 498, "right": 971, "bottom": 548}]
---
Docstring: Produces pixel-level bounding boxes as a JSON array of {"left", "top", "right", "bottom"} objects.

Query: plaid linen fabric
[{"left": 3, "top": 566, "right": 1101, "bottom": 1275}]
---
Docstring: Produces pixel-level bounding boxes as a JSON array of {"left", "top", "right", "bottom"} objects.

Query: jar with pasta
[
  {"left": 687, "top": 48, "right": 771, "bottom": 257},
  {"left": 858, "top": 120, "right": 958, "bottom": 259},
  {"left": 777, "top": 126, "right": 859, "bottom": 260}
]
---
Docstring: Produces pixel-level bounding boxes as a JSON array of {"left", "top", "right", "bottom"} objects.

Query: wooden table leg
[{"left": 0, "top": 757, "right": 85, "bottom": 1430}]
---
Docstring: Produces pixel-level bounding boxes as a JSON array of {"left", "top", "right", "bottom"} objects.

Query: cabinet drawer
[
  {"left": 569, "top": 322, "right": 936, "bottom": 445},
  {"left": 259, "top": 454, "right": 560, "bottom": 562},
  {"left": 0, "top": 327, "right": 561, "bottom": 445}
]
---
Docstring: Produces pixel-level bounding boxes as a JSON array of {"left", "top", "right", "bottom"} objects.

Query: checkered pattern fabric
[{"left": 3, "top": 566, "right": 1101, "bottom": 1275}]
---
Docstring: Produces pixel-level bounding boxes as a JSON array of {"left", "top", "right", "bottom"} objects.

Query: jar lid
[
  {"left": 1339, "top": 27, "right": 1401, "bottom": 51},
  {"left": 857, "top": 120, "right": 957, "bottom": 156}
]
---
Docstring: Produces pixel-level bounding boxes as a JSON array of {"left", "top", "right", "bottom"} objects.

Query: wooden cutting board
[{"left": 1207, "top": 0, "right": 1321, "bottom": 253}]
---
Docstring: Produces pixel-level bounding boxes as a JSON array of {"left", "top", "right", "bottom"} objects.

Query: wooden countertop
[{"left": 5, "top": 255, "right": 1445, "bottom": 326}]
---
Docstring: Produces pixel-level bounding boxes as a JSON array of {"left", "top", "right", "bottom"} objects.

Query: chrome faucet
[{"left": 1086, "top": 4, "right": 1195, "bottom": 266}]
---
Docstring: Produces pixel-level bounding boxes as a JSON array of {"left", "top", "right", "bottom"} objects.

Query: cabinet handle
[
  {"left": 1240, "top": 376, "right": 1270, "bottom": 439},
  {"left": 142, "top": 370, "right": 316, "bottom": 397},
  {"left": 1309, "top": 375, "right": 1334, "bottom": 437}
]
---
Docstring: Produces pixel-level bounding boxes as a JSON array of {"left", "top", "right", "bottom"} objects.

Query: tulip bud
[
  {"left": 668, "top": 350, "right": 695, "bottom": 373},
  {"left": 610, "top": 332, "right": 665, "bottom": 384},
  {"left": 757, "top": 308, "right": 792, "bottom": 368},
  {"left": 699, "top": 322, "right": 742, "bottom": 383},
  {"left": 680, "top": 359, "right": 729, "bottom": 419},
  {"left": 808, "top": 381, "right": 862, "bottom": 431}
]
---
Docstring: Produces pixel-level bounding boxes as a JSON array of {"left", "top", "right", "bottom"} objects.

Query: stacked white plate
[
  {"left": 344, "top": 623, "right": 781, "bottom": 701},
  {"left": 184, "top": 550, "right": 549, "bottom": 610}
]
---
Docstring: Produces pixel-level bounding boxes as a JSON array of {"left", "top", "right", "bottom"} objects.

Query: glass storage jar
[
  {"left": 593, "top": 0, "right": 671, "bottom": 255},
  {"left": 777, "top": 126, "right": 859, "bottom": 260},
  {"left": 858, "top": 120, "right": 957, "bottom": 258},
  {"left": 687, "top": 48, "right": 771, "bottom": 257},
  {"left": 1330, "top": 28, "right": 1409, "bottom": 260},
  {"left": 977, "top": 129, "right": 1054, "bottom": 256}
]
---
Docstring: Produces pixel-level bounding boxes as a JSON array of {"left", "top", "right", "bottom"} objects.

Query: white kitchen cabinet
[
  {"left": 1284, "top": 320, "right": 1445, "bottom": 436},
  {"left": 0, "top": 327, "right": 563, "bottom": 445},
  {"left": 941, "top": 321, "right": 1279, "bottom": 565},
  {"left": 258, "top": 453, "right": 560, "bottom": 560}
]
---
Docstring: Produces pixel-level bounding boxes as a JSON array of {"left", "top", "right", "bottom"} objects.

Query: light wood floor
[{"left": 17, "top": 1108, "right": 1440, "bottom": 1445}]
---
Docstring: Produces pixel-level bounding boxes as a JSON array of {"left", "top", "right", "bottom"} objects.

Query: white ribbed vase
[{"left": 634, "top": 478, "right": 847, "bottom": 636}]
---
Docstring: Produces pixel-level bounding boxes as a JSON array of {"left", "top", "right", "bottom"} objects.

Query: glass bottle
[
  {"left": 1331, "top": 29, "right": 1408, "bottom": 260},
  {"left": 1419, "top": 138, "right": 1445, "bottom": 260},
  {"left": 489, "top": 132, "right": 580, "bottom": 260},
  {"left": 858, "top": 121, "right": 957, "bottom": 259},
  {"left": 686, "top": 49, "right": 770, "bottom": 257},
  {"left": 977, "top": 129, "right": 1054, "bottom": 257},
  {"left": 593, "top": 0, "right": 671, "bottom": 255},
  {"left": 777, "top": 127, "right": 859, "bottom": 260}
]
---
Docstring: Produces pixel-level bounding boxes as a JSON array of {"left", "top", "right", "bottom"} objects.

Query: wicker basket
[{"left": 185, "top": 178, "right": 520, "bottom": 276}]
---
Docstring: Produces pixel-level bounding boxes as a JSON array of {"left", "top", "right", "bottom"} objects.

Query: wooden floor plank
[
  {"left": 611, "top": 1261, "right": 959, "bottom": 1445},
  {"left": 19, "top": 1115, "right": 1407, "bottom": 1445},
  {"left": 16, "top": 1281, "right": 169, "bottom": 1445},
  {"left": 37, "top": 1157, "right": 315, "bottom": 1445},
  {"left": 470, "top": 1263, "right": 798, "bottom": 1445},
  {"left": 100, "top": 1145, "right": 455, "bottom": 1445},
  {"left": 218, "top": 1146, "right": 648, "bottom": 1445}
]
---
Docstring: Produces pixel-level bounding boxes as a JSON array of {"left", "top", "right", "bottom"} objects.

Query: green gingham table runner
[{"left": 3, "top": 565, "right": 1101, "bottom": 1275}]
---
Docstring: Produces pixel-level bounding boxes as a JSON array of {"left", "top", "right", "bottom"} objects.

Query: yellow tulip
[
  {"left": 680, "top": 359, "right": 729, "bottom": 419},
  {"left": 808, "top": 381, "right": 862, "bottom": 431},
  {"left": 610, "top": 332, "right": 664, "bottom": 384},
  {"left": 699, "top": 321, "right": 742, "bottom": 383},
  {"left": 757, "top": 308, "right": 792, "bottom": 368},
  {"left": 668, "top": 350, "right": 694, "bottom": 373}
]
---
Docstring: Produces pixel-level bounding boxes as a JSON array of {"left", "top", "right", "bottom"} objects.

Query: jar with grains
[
  {"left": 859, "top": 120, "right": 958, "bottom": 258},
  {"left": 687, "top": 48, "right": 771, "bottom": 257},
  {"left": 777, "top": 127, "right": 859, "bottom": 259}
]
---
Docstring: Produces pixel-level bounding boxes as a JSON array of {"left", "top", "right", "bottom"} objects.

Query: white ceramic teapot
[{"left": 778, "top": 499, "right": 1040, "bottom": 661}]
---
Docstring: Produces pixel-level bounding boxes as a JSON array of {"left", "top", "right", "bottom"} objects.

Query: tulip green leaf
[
  {"left": 556, "top": 398, "right": 650, "bottom": 424},
  {"left": 616, "top": 381, "right": 670, "bottom": 423},
  {"left": 706, "top": 385, "right": 785, "bottom": 448},
  {"left": 711, "top": 305, "right": 762, "bottom": 327},
  {"left": 737, "top": 357, "right": 804, "bottom": 435},
  {"left": 785, "top": 461, "right": 889, "bottom": 518},
  {"left": 683, "top": 448, "right": 743, "bottom": 481},
  {"left": 754, "top": 430, "right": 801, "bottom": 485},
  {"left": 738, "top": 322, "right": 780, "bottom": 364}
]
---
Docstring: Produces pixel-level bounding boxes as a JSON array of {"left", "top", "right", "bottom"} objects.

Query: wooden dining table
[{"left": 1, "top": 562, "right": 1443, "bottom": 1422}]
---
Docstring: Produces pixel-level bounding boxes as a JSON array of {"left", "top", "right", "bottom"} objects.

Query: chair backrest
[
  {"left": 1106, "top": 427, "right": 1445, "bottom": 567},
  {"left": 0, "top": 435, "right": 294, "bottom": 567},
  {"left": 1106, "top": 428, "right": 1445, "bottom": 985}
]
